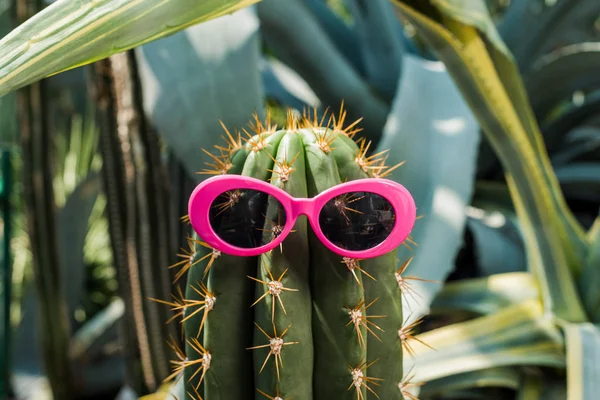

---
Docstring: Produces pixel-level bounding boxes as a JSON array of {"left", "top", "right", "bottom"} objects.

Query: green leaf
[
  {"left": 526, "top": 43, "right": 600, "bottom": 124},
  {"left": 391, "top": 0, "right": 589, "bottom": 322},
  {"left": 516, "top": 370, "right": 567, "bottom": 400},
  {"left": 406, "top": 300, "right": 565, "bottom": 384},
  {"left": 430, "top": 272, "right": 539, "bottom": 316},
  {"left": 497, "top": 0, "right": 600, "bottom": 73},
  {"left": 0, "top": 0, "right": 261, "bottom": 98},
  {"left": 551, "top": 127, "right": 600, "bottom": 166},
  {"left": 467, "top": 207, "right": 526, "bottom": 276},
  {"left": 555, "top": 163, "right": 600, "bottom": 203},
  {"left": 135, "top": 7, "right": 264, "bottom": 178},
  {"left": 0, "top": 5, "right": 17, "bottom": 149},
  {"left": 257, "top": 0, "right": 390, "bottom": 143},
  {"left": 346, "top": 0, "right": 405, "bottom": 102},
  {"left": 581, "top": 217, "right": 600, "bottom": 322},
  {"left": 374, "top": 53, "right": 479, "bottom": 321},
  {"left": 70, "top": 298, "right": 125, "bottom": 396},
  {"left": 473, "top": 180, "right": 515, "bottom": 212},
  {"left": 421, "top": 367, "right": 521, "bottom": 398},
  {"left": 301, "top": 0, "right": 366, "bottom": 75},
  {"left": 57, "top": 173, "right": 101, "bottom": 317},
  {"left": 564, "top": 323, "right": 600, "bottom": 400},
  {"left": 261, "top": 56, "right": 321, "bottom": 111}
]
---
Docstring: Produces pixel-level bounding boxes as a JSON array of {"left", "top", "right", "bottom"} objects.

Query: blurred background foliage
[{"left": 0, "top": 0, "right": 599, "bottom": 399}]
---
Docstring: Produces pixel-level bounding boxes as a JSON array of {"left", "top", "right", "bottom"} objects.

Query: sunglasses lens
[
  {"left": 209, "top": 189, "right": 287, "bottom": 249},
  {"left": 318, "top": 191, "right": 396, "bottom": 251}
]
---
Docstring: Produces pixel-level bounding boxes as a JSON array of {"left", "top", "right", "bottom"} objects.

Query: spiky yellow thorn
[
  {"left": 217, "top": 120, "right": 244, "bottom": 154},
  {"left": 148, "top": 285, "right": 187, "bottom": 325},
  {"left": 398, "top": 366, "right": 424, "bottom": 400},
  {"left": 164, "top": 336, "right": 211, "bottom": 394},
  {"left": 257, "top": 385, "right": 290, "bottom": 400},
  {"left": 345, "top": 298, "right": 385, "bottom": 347},
  {"left": 180, "top": 214, "right": 190, "bottom": 224},
  {"left": 197, "top": 147, "right": 232, "bottom": 176},
  {"left": 313, "top": 127, "right": 338, "bottom": 153},
  {"left": 354, "top": 137, "right": 390, "bottom": 174},
  {"left": 179, "top": 281, "right": 217, "bottom": 337},
  {"left": 402, "top": 235, "right": 419, "bottom": 251},
  {"left": 248, "top": 110, "right": 278, "bottom": 136},
  {"left": 394, "top": 256, "right": 439, "bottom": 306},
  {"left": 332, "top": 100, "right": 363, "bottom": 139},
  {"left": 285, "top": 108, "right": 302, "bottom": 131},
  {"left": 301, "top": 106, "right": 330, "bottom": 130},
  {"left": 348, "top": 358, "right": 384, "bottom": 400},
  {"left": 248, "top": 264, "right": 298, "bottom": 322},
  {"left": 369, "top": 155, "right": 406, "bottom": 179},
  {"left": 169, "top": 237, "right": 220, "bottom": 283},
  {"left": 257, "top": 208, "right": 294, "bottom": 253},
  {"left": 247, "top": 322, "right": 299, "bottom": 381},
  {"left": 164, "top": 336, "right": 187, "bottom": 384},
  {"left": 398, "top": 314, "right": 434, "bottom": 358},
  {"left": 212, "top": 189, "right": 244, "bottom": 217},
  {"left": 342, "top": 257, "right": 376, "bottom": 286},
  {"left": 334, "top": 192, "right": 365, "bottom": 224},
  {"left": 267, "top": 150, "right": 300, "bottom": 184},
  {"left": 186, "top": 385, "right": 203, "bottom": 400}
]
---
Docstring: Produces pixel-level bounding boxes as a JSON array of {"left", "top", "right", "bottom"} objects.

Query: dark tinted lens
[
  {"left": 209, "top": 189, "right": 287, "bottom": 248},
  {"left": 318, "top": 191, "right": 395, "bottom": 251}
]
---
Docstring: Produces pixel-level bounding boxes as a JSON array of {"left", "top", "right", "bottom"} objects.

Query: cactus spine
[{"left": 161, "top": 107, "right": 422, "bottom": 399}]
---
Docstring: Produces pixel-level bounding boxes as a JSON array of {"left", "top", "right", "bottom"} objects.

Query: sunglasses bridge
[{"left": 286, "top": 197, "right": 317, "bottom": 219}]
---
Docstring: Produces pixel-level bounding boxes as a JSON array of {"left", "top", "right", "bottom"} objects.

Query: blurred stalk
[
  {"left": 15, "top": 1, "right": 73, "bottom": 399},
  {"left": 1, "top": 151, "right": 13, "bottom": 399},
  {"left": 87, "top": 51, "right": 176, "bottom": 395},
  {"left": 1, "top": 3, "right": 16, "bottom": 397}
]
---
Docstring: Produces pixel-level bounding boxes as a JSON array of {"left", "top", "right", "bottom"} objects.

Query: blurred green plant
[{"left": 0, "top": 0, "right": 598, "bottom": 399}]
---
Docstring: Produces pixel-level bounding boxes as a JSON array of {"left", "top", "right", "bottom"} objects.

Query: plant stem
[{"left": 17, "top": 55, "right": 73, "bottom": 400}]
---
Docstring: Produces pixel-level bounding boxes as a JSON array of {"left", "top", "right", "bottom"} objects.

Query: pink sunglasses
[{"left": 187, "top": 175, "right": 416, "bottom": 259}]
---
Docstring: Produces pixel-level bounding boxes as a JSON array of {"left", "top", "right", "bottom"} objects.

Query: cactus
[{"left": 164, "top": 107, "right": 421, "bottom": 400}]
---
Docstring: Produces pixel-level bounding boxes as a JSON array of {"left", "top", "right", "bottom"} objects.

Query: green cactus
[{"left": 165, "top": 108, "right": 421, "bottom": 400}]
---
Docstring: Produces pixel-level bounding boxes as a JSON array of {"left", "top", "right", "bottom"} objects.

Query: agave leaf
[
  {"left": 134, "top": 7, "right": 264, "bottom": 178},
  {"left": 551, "top": 127, "right": 600, "bottom": 166},
  {"left": 497, "top": 0, "right": 600, "bottom": 73},
  {"left": 472, "top": 180, "right": 514, "bottom": 211},
  {"left": 0, "top": 0, "right": 262, "bottom": 98},
  {"left": 563, "top": 323, "right": 600, "bottom": 400},
  {"left": 516, "top": 371, "right": 543, "bottom": 400},
  {"left": 526, "top": 43, "right": 600, "bottom": 125},
  {"left": 467, "top": 207, "right": 526, "bottom": 276},
  {"left": 257, "top": 0, "right": 389, "bottom": 143},
  {"left": 405, "top": 300, "right": 565, "bottom": 384},
  {"left": 0, "top": 5, "right": 16, "bottom": 149},
  {"left": 421, "top": 367, "right": 521, "bottom": 397},
  {"left": 70, "top": 298, "right": 125, "bottom": 396},
  {"left": 391, "top": 0, "right": 588, "bottom": 322},
  {"left": 375, "top": 53, "right": 479, "bottom": 322},
  {"left": 301, "top": 0, "right": 365, "bottom": 75},
  {"left": 57, "top": 173, "right": 101, "bottom": 319},
  {"left": 430, "top": 272, "right": 539, "bottom": 316},
  {"left": 554, "top": 163, "right": 600, "bottom": 203},
  {"left": 261, "top": 56, "right": 321, "bottom": 111},
  {"left": 516, "top": 370, "right": 567, "bottom": 400},
  {"left": 581, "top": 217, "right": 600, "bottom": 322},
  {"left": 346, "top": 0, "right": 405, "bottom": 102}
]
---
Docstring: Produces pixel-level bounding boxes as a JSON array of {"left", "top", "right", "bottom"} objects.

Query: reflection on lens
[
  {"left": 209, "top": 189, "right": 287, "bottom": 248},
  {"left": 318, "top": 191, "right": 395, "bottom": 251}
]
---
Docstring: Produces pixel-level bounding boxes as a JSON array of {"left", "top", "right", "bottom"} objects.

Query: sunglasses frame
[{"left": 188, "top": 174, "right": 416, "bottom": 259}]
